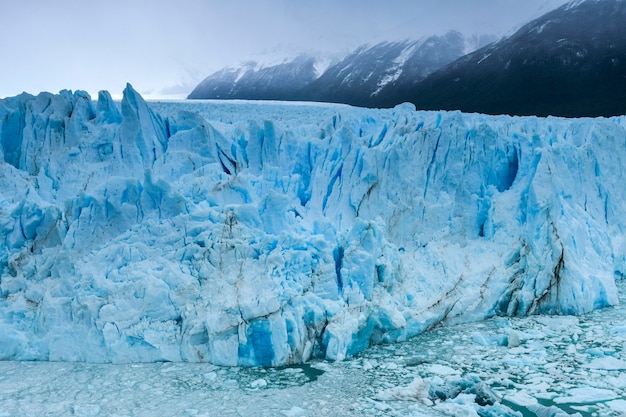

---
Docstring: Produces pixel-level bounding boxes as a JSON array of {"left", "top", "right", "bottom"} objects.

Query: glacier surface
[{"left": 0, "top": 84, "right": 625, "bottom": 366}]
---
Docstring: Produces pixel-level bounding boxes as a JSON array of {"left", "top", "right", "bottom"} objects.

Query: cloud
[{"left": 0, "top": 0, "right": 569, "bottom": 98}]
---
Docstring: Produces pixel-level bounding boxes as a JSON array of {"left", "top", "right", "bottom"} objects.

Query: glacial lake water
[{"left": 1, "top": 280, "right": 625, "bottom": 417}]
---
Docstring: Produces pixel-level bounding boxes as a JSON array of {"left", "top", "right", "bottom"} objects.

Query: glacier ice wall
[{"left": 1, "top": 85, "right": 625, "bottom": 366}]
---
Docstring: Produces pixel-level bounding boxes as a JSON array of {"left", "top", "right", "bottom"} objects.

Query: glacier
[{"left": 0, "top": 84, "right": 625, "bottom": 367}]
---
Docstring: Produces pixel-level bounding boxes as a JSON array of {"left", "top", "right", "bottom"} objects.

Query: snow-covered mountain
[
  {"left": 188, "top": 0, "right": 626, "bottom": 117},
  {"left": 188, "top": 31, "right": 490, "bottom": 106},
  {"left": 409, "top": 0, "right": 626, "bottom": 117},
  {"left": 1, "top": 85, "right": 625, "bottom": 366},
  {"left": 187, "top": 55, "right": 321, "bottom": 101},
  {"left": 297, "top": 31, "right": 488, "bottom": 107}
]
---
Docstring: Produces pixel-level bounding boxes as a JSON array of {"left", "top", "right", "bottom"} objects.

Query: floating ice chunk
[
  {"left": 374, "top": 377, "right": 431, "bottom": 403},
  {"left": 527, "top": 404, "right": 582, "bottom": 417},
  {"left": 432, "top": 394, "right": 481, "bottom": 417},
  {"left": 611, "top": 325, "right": 626, "bottom": 339},
  {"left": 607, "top": 399, "right": 626, "bottom": 414},
  {"left": 472, "top": 332, "right": 508, "bottom": 347},
  {"left": 281, "top": 406, "right": 308, "bottom": 417},
  {"left": 585, "top": 356, "right": 626, "bottom": 370},
  {"left": 504, "top": 391, "right": 539, "bottom": 407},
  {"left": 507, "top": 331, "right": 521, "bottom": 348},
  {"left": 553, "top": 387, "right": 618, "bottom": 404},
  {"left": 249, "top": 378, "right": 268, "bottom": 389},
  {"left": 423, "top": 364, "right": 460, "bottom": 376},
  {"left": 429, "top": 375, "right": 498, "bottom": 408}
]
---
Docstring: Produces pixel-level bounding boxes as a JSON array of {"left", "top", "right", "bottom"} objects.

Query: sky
[{"left": 0, "top": 0, "right": 570, "bottom": 99}]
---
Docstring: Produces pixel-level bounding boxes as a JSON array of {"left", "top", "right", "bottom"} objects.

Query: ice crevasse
[{"left": 0, "top": 84, "right": 625, "bottom": 366}]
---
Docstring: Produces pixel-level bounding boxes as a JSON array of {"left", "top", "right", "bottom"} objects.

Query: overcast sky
[{"left": 0, "top": 0, "right": 570, "bottom": 99}]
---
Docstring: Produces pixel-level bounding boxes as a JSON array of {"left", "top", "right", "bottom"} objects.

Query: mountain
[
  {"left": 188, "top": 0, "right": 626, "bottom": 117},
  {"left": 187, "top": 31, "right": 489, "bottom": 106},
  {"left": 409, "top": 0, "right": 626, "bottom": 117},
  {"left": 297, "top": 31, "right": 486, "bottom": 107},
  {"left": 1, "top": 85, "right": 624, "bottom": 366},
  {"left": 187, "top": 55, "right": 321, "bottom": 100}
]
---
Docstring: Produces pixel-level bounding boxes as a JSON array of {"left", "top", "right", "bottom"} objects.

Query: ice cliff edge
[{"left": 1, "top": 84, "right": 624, "bottom": 366}]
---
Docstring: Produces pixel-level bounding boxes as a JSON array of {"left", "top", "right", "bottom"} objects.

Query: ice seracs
[{"left": 0, "top": 84, "right": 624, "bottom": 366}]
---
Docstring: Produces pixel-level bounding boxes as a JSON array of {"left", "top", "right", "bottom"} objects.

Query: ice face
[
  {"left": 3, "top": 280, "right": 626, "bottom": 416},
  {"left": 0, "top": 84, "right": 624, "bottom": 366}
]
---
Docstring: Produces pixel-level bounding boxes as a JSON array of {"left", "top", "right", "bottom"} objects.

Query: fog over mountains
[
  {"left": 188, "top": 31, "right": 493, "bottom": 107},
  {"left": 189, "top": 0, "right": 626, "bottom": 117}
]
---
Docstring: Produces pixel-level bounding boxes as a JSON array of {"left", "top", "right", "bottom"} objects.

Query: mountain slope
[
  {"left": 187, "top": 31, "right": 483, "bottom": 106},
  {"left": 187, "top": 55, "right": 320, "bottom": 100},
  {"left": 298, "top": 31, "right": 476, "bottom": 107},
  {"left": 409, "top": 0, "right": 626, "bottom": 117}
]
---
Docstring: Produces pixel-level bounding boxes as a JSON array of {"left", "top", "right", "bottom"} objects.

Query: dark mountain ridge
[
  {"left": 297, "top": 31, "right": 479, "bottom": 107},
  {"left": 188, "top": 31, "right": 484, "bottom": 106},
  {"left": 187, "top": 55, "right": 319, "bottom": 101},
  {"left": 188, "top": 0, "right": 626, "bottom": 117},
  {"left": 408, "top": 0, "right": 626, "bottom": 117}
]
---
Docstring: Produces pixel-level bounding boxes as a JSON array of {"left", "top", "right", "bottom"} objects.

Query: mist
[{"left": 0, "top": 0, "right": 569, "bottom": 98}]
